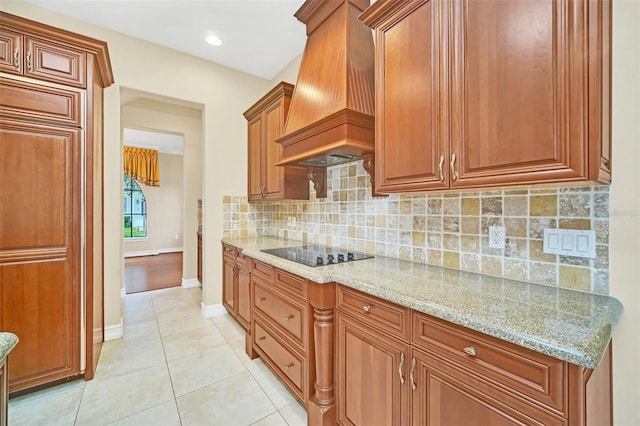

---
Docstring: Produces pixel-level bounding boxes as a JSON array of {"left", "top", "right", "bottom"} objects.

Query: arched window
[{"left": 124, "top": 174, "right": 147, "bottom": 238}]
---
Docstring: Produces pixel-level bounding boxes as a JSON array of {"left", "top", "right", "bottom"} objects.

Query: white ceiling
[{"left": 24, "top": 0, "right": 307, "bottom": 80}]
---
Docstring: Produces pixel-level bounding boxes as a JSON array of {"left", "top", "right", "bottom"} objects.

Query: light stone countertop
[
  {"left": 0, "top": 332, "right": 18, "bottom": 362},
  {"left": 222, "top": 236, "right": 623, "bottom": 369}
]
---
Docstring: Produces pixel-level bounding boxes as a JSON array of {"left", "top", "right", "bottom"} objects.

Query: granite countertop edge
[
  {"left": 222, "top": 236, "right": 623, "bottom": 369},
  {"left": 0, "top": 332, "right": 19, "bottom": 361}
]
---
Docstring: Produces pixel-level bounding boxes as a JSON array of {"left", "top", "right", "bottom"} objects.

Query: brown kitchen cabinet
[
  {"left": 250, "top": 260, "right": 311, "bottom": 405},
  {"left": 360, "top": 0, "right": 612, "bottom": 193},
  {"left": 0, "top": 12, "right": 113, "bottom": 393},
  {"left": 336, "top": 285, "right": 613, "bottom": 426},
  {"left": 243, "top": 82, "right": 309, "bottom": 202},
  {"left": 221, "top": 244, "right": 251, "bottom": 331}
]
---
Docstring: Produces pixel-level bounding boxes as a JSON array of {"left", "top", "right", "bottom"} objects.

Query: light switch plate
[{"left": 543, "top": 228, "right": 596, "bottom": 258}]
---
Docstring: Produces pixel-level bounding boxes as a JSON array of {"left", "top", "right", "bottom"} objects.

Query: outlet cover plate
[{"left": 489, "top": 226, "right": 505, "bottom": 249}]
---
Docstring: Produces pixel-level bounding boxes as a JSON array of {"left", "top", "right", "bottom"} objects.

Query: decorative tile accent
[{"left": 223, "top": 161, "right": 610, "bottom": 293}]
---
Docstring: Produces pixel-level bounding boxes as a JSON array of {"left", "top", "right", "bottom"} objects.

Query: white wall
[
  {"left": 1, "top": 1, "right": 272, "bottom": 327},
  {"left": 610, "top": 1, "right": 640, "bottom": 424}
]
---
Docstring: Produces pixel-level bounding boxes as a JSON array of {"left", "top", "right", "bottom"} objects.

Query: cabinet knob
[
  {"left": 463, "top": 346, "right": 477, "bottom": 357},
  {"left": 284, "top": 314, "right": 294, "bottom": 320},
  {"left": 257, "top": 336, "right": 266, "bottom": 341},
  {"left": 362, "top": 305, "right": 371, "bottom": 312},
  {"left": 259, "top": 297, "right": 266, "bottom": 302},
  {"left": 13, "top": 48, "right": 19, "bottom": 69},
  {"left": 284, "top": 362, "right": 295, "bottom": 369}
]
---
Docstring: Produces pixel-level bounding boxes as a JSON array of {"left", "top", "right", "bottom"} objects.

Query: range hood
[{"left": 276, "top": 0, "right": 377, "bottom": 198}]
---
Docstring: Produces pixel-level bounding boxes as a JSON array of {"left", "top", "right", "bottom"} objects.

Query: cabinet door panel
[
  {"left": 450, "top": 0, "right": 587, "bottom": 187},
  {"left": 0, "top": 29, "right": 22, "bottom": 75},
  {"left": 247, "top": 116, "right": 263, "bottom": 201},
  {"left": 236, "top": 267, "right": 251, "bottom": 331},
  {"left": 376, "top": 0, "right": 448, "bottom": 192},
  {"left": 411, "top": 349, "right": 566, "bottom": 426},
  {"left": 264, "top": 102, "right": 284, "bottom": 198},
  {"left": 0, "top": 119, "right": 81, "bottom": 392},
  {"left": 337, "top": 314, "right": 409, "bottom": 426},
  {"left": 25, "top": 37, "right": 86, "bottom": 88},
  {"left": 222, "top": 256, "right": 236, "bottom": 314}
]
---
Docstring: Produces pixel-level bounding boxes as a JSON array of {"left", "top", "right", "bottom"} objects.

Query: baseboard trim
[
  {"left": 201, "top": 303, "right": 227, "bottom": 318},
  {"left": 182, "top": 278, "right": 202, "bottom": 288},
  {"left": 104, "top": 318, "right": 123, "bottom": 341},
  {"left": 124, "top": 247, "right": 183, "bottom": 258}
]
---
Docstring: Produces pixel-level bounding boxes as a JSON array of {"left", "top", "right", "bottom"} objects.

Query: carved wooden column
[
  {"left": 307, "top": 281, "right": 336, "bottom": 426},
  {"left": 362, "top": 153, "right": 387, "bottom": 197}
]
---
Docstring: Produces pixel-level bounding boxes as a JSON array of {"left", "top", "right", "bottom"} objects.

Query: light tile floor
[{"left": 9, "top": 286, "right": 308, "bottom": 426}]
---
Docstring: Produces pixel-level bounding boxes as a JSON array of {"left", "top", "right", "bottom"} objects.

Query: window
[{"left": 124, "top": 174, "right": 147, "bottom": 238}]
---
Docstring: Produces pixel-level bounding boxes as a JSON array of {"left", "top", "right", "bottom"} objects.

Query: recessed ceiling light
[{"left": 205, "top": 34, "right": 222, "bottom": 47}]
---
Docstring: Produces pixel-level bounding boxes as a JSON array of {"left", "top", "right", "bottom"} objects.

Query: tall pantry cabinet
[{"left": 0, "top": 12, "right": 114, "bottom": 393}]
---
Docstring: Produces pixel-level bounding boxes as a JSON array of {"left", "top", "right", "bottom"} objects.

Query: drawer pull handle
[
  {"left": 398, "top": 352, "right": 405, "bottom": 384},
  {"left": 257, "top": 336, "right": 266, "bottom": 341},
  {"left": 463, "top": 346, "right": 477, "bottom": 357},
  {"left": 438, "top": 155, "right": 445, "bottom": 182},
  {"left": 284, "top": 362, "right": 295, "bottom": 369},
  {"left": 363, "top": 305, "right": 371, "bottom": 312},
  {"left": 259, "top": 297, "right": 266, "bottom": 302},
  {"left": 285, "top": 314, "right": 295, "bottom": 320},
  {"left": 26, "top": 51, "right": 32, "bottom": 71},
  {"left": 410, "top": 357, "right": 417, "bottom": 391},
  {"left": 14, "top": 48, "right": 19, "bottom": 69}
]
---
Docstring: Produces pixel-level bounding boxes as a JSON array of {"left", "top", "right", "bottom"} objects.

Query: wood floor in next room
[{"left": 125, "top": 252, "right": 183, "bottom": 294}]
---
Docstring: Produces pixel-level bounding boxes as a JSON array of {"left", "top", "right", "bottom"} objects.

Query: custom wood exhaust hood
[{"left": 276, "top": 0, "right": 378, "bottom": 198}]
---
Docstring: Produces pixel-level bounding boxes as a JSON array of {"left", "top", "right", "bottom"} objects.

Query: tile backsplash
[{"left": 223, "top": 161, "right": 610, "bottom": 294}]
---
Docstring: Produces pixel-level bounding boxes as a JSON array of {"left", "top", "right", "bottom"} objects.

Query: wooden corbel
[
  {"left": 306, "top": 167, "right": 327, "bottom": 198},
  {"left": 362, "top": 153, "right": 387, "bottom": 197}
]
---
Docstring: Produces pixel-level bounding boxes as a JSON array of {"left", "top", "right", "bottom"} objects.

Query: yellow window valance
[{"left": 124, "top": 146, "right": 160, "bottom": 187}]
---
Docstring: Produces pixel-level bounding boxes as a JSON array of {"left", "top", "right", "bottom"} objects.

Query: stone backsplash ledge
[{"left": 223, "top": 161, "right": 609, "bottom": 294}]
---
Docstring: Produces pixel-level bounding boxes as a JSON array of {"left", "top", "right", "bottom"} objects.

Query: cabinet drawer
[
  {"left": 236, "top": 250, "right": 249, "bottom": 268},
  {"left": 252, "top": 259, "right": 274, "bottom": 282},
  {"left": 25, "top": 37, "right": 86, "bottom": 88},
  {"left": 222, "top": 244, "right": 236, "bottom": 260},
  {"left": 337, "top": 286, "right": 410, "bottom": 341},
  {"left": 412, "top": 313, "right": 566, "bottom": 414},
  {"left": 274, "top": 268, "right": 306, "bottom": 298},
  {"left": 254, "top": 280, "right": 305, "bottom": 348},
  {"left": 0, "top": 77, "right": 82, "bottom": 126},
  {"left": 254, "top": 319, "right": 304, "bottom": 397}
]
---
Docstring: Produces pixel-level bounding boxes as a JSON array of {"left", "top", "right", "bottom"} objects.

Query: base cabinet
[
  {"left": 337, "top": 314, "right": 409, "bottom": 426},
  {"left": 221, "top": 244, "right": 251, "bottom": 331},
  {"left": 336, "top": 286, "right": 612, "bottom": 426}
]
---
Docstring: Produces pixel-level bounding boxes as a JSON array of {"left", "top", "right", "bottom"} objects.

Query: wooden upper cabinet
[
  {"left": 367, "top": 0, "right": 448, "bottom": 193},
  {"left": 24, "top": 36, "right": 87, "bottom": 88},
  {"left": 0, "top": 28, "right": 86, "bottom": 88},
  {"left": 361, "top": 0, "right": 612, "bottom": 193},
  {"left": 0, "top": 29, "right": 22, "bottom": 75},
  {"left": 244, "top": 82, "right": 309, "bottom": 202}
]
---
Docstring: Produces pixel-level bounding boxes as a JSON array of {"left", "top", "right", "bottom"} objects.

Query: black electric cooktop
[{"left": 261, "top": 244, "right": 374, "bottom": 267}]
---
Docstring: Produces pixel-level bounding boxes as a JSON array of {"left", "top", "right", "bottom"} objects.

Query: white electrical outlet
[
  {"left": 287, "top": 217, "right": 292, "bottom": 227},
  {"left": 291, "top": 216, "right": 296, "bottom": 227},
  {"left": 489, "top": 226, "right": 505, "bottom": 249}
]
